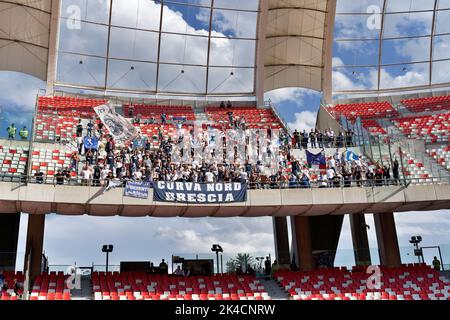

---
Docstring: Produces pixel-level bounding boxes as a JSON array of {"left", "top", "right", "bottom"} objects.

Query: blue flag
[
  {"left": 346, "top": 150, "right": 360, "bottom": 162},
  {"left": 306, "top": 150, "right": 326, "bottom": 168},
  {"left": 84, "top": 136, "right": 99, "bottom": 150}
]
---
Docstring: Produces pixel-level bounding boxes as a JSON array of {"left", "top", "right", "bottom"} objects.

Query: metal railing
[{"left": 1, "top": 174, "right": 449, "bottom": 190}]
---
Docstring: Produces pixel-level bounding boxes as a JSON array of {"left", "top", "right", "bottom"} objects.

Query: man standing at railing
[
  {"left": 7, "top": 123, "right": 16, "bottom": 139},
  {"left": 310, "top": 129, "right": 317, "bottom": 148},
  {"left": 393, "top": 159, "right": 400, "bottom": 185},
  {"left": 19, "top": 126, "right": 28, "bottom": 140}
]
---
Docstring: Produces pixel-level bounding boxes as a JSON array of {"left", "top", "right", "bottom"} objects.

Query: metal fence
[{"left": 1, "top": 174, "right": 449, "bottom": 190}]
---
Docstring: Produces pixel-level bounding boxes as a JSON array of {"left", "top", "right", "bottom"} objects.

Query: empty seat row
[
  {"left": 92, "top": 272, "right": 271, "bottom": 301},
  {"left": 394, "top": 113, "right": 450, "bottom": 143},
  {"left": 329, "top": 102, "right": 399, "bottom": 121},
  {"left": 275, "top": 264, "right": 450, "bottom": 300},
  {"left": 29, "top": 272, "right": 72, "bottom": 301},
  {"left": 0, "top": 146, "right": 28, "bottom": 180},
  {"left": 428, "top": 145, "right": 450, "bottom": 171},
  {"left": 401, "top": 95, "right": 450, "bottom": 113}
]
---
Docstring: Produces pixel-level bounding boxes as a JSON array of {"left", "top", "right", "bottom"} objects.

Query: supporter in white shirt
[
  {"left": 133, "top": 170, "right": 142, "bottom": 180},
  {"left": 326, "top": 168, "right": 335, "bottom": 187},
  {"left": 81, "top": 167, "right": 92, "bottom": 186},
  {"left": 240, "top": 170, "right": 248, "bottom": 183},
  {"left": 205, "top": 171, "right": 215, "bottom": 183},
  {"left": 98, "top": 149, "right": 107, "bottom": 162},
  {"left": 100, "top": 168, "right": 110, "bottom": 185},
  {"left": 328, "top": 158, "right": 336, "bottom": 172}
]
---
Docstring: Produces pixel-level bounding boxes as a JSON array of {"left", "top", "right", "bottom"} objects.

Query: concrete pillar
[
  {"left": 322, "top": 0, "right": 337, "bottom": 104},
  {"left": 0, "top": 213, "right": 21, "bottom": 271},
  {"left": 255, "top": 0, "right": 268, "bottom": 108},
  {"left": 350, "top": 214, "right": 372, "bottom": 266},
  {"left": 24, "top": 215, "right": 46, "bottom": 279},
  {"left": 272, "top": 217, "right": 290, "bottom": 265},
  {"left": 373, "top": 212, "right": 401, "bottom": 268},
  {"left": 46, "top": 0, "right": 62, "bottom": 95},
  {"left": 291, "top": 216, "right": 314, "bottom": 271}
]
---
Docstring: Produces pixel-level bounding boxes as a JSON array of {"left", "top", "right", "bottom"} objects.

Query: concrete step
[
  {"left": 260, "top": 279, "right": 290, "bottom": 300},
  {"left": 71, "top": 275, "right": 93, "bottom": 300}
]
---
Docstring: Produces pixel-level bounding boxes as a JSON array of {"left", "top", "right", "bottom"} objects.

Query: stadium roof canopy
[
  {"left": 0, "top": 0, "right": 52, "bottom": 80},
  {"left": 333, "top": 0, "right": 450, "bottom": 96},
  {"left": 4, "top": 1, "right": 450, "bottom": 100},
  {"left": 0, "top": 0, "right": 336, "bottom": 101}
]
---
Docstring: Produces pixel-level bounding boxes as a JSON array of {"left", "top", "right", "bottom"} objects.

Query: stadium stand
[
  {"left": 30, "top": 147, "right": 77, "bottom": 183},
  {"left": 401, "top": 152, "right": 434, "bottom": 183},
  {"left": 28, "top": 272, "right": 72, "bottom": 301},
  {"left": 35, "top": 96, "right": 107, "bottom": 143},
  {"left": 91, "top": 272, "right": 270, "bottom": 301},
  {"left": 123, "top": 104, "right": 195, "bottom": 121},
  {"left": 328, "top": 102, "right": 399, "bottom": 120},
  {"left": 0, "top": 271, "right": 24, "bottom": 301},
  {"left": 274, "top": 264, "right": 450, "bottom": 300},
  {"left": 360, "top": 119, "right": 387, "bottom": 136},
  {"left": 393, "top": 113, "right": 450, "bottom": 143},
  {"left": 0, "top": 145, "right": 28, "bottom": 181},
  {"left": 205, "top": 106, "right": 283, "bottom": 130},
  {"left": 401, "top": 95, "right": 450, "bottom": 113},
  {"left": 428, "top": 146, "right": 450, "bottom": 171}
]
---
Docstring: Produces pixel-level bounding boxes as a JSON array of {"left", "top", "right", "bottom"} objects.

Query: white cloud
[
  {"left": 379, "top": 67, "right": 428, "bottom": 89},
  {"left": 0, "top": 72, "right": 44, "bottom": 110},
  {"left": 265, "top": 88, "right": 320, "bottom": 106},
  {"left": 16, "top": 215, "right": 275, "bottom": 269},
  {"left": 332, "top": 57, "right": 345, "bottom": 68},
  {"left": 57, "top": 0, "right": 256, "bottom": 94},
  {"left": 287, "top": 111, "right": 318, "bottom": 132},
  {"left": 332, "top": 69, "right": 367, "bottom": 91}
]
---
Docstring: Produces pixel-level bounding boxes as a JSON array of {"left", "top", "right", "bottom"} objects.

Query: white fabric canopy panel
[
  {"left": 0, "top": 0, "right": 52, "bottom": 80},
  {"left": 264, "top": 0, "right": 331, "bottom": 92}
]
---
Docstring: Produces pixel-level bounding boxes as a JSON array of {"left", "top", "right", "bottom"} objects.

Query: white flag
[{"left": 94, "top": 103, "right": 138, "bottom": 144}]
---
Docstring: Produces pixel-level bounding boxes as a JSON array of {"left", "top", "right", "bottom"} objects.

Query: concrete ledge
[{"left": 0, "top": 182, "right": 449, "bottom": 217}]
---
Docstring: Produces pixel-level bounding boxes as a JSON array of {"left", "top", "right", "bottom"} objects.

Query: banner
[
  {"left": 94, "top": 103, "right": 138, "bottom": 144},
  {"left": 153, "top": 181, "right": 247, "bottom": 204},
  {"left": 84, "top": 136, "right": 99, "bottom": 150},
  {"left": 124, "top": 181, "right": 151, "bottom": 199},
  {"left": 306, "top": 150, "right": 326, "bottom": 169},
  {"left": 132, "top": 137, "right": 148, "bottom": 149}
]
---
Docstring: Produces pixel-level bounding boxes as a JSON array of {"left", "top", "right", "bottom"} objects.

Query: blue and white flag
[
  {"left": 345, "top": 150, "right": 360, "bottom": 162},
  {"left": 132, "top": 137, "right": 147, "bottom": 149},
  {"left": 103, "top": 179, "right": 122, "bottom": 194},
  {"left": 84, "top": 136, "right": 99, "bottom": 150}
]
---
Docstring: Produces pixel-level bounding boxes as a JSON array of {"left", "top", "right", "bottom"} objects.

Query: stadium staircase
[
  {"left": 71, "top": 275, "right": 93, "bottom": 300},
  {"left": 259, "top": 279, "right": 290, "bottom": 300}
]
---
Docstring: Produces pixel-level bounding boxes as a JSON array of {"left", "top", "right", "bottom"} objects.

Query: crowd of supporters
[{"left": 30, "top": 118, "right": 401, "bottom": 189}]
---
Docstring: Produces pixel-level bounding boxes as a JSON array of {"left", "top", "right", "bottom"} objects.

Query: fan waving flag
[
  {"left": 306, "top": 150, "right": 326, "bottom": 169},
  {"left": 346, "top": 150, "right": 360, "bottom": 162}
]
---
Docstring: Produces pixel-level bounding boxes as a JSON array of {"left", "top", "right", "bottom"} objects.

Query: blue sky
[
  {"left": 1, "top": 0, "right": 450, "bottom": 270},
  {"left": 333, "top": 0, "right": 450, "bottom": 92}
]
